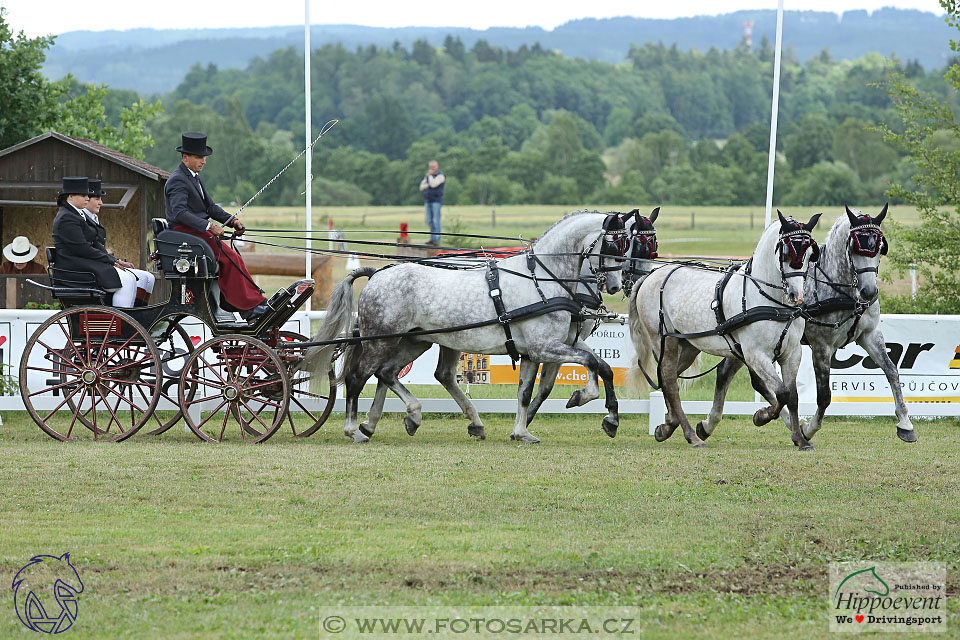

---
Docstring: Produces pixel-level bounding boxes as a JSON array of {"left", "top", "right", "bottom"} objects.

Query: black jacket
[
  {"left": 51, "top": 203, "right": 121, "bottom": 290},
  {"left": 164, "top": 162, "right": 231, "bottom": 232}
]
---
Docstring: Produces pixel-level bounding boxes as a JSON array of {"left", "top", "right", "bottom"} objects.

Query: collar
[{"left": 65, "top": 202, "right": 85, "bottom": 218}]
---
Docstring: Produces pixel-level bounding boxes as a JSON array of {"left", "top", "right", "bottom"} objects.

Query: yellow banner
[{"left": 489, "top": 364, "right": 629, "bottom": 386}]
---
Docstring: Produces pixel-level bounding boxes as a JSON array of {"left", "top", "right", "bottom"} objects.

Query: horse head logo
[
  {"left": 834, "top": 566, "right": 890, "bottom": 600},
  {"left": 11, "top": 553, "right": 84, "bottom": 634}
]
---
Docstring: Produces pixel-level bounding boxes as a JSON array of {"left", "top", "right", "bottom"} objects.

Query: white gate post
[{"left": 648, "top": 391, "right": 665, "bottom": 436}]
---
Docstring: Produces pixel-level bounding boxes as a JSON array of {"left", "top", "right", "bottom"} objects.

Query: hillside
[{"left": 43, "top": 8, "right": 950, "bottom": 94}]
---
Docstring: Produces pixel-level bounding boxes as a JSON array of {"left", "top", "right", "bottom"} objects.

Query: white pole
[
  {"left": 763, "top": 0, "right": 785, "bottom": 228},
  {"left": 304, "top": 0, "right": 313, "bottom": 311}
]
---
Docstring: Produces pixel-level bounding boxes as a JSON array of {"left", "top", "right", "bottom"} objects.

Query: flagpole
[
  {"left": 304, "top": 0, "right": 313, "bottom": 310},
  {"left": 764, "top": 0, "right": 785, "bottom": 228}
]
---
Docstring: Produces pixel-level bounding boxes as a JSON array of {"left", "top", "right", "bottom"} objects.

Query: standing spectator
[
  {"left": 419, "top": 160, "right": 445, "bottom": 246},
  {"left": 0, "top": 236, "right": 44, "bottom": 274}
]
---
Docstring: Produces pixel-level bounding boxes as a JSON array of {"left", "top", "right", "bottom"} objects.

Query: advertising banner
[{"left": 796, "top": 314, "right": 960, "bottom": 404}]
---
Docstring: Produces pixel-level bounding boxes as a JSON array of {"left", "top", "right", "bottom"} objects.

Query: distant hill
[{"left": 43, "top": 8, "right": 951, "bottom": 94}]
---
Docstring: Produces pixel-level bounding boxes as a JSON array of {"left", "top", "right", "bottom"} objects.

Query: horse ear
[
  {"left": 846, "top": 206, "right": 859, "bottom": 226},
  {"left": 805, "top": 212, "right": 822, "bottom": 231},
  {"left": 875, "top": 202, "right": 888, "bottom": 224},
  {"left": 777, "top": 210, "right": 788, "bottom": 226},
  {"left": 649, "top": 206, "right": 660, "bottom": 223}
]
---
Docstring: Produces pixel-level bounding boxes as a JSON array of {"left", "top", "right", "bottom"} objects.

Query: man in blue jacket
[
  {"left": 418, "top": 160, "right": 445, "bottom": 246},
  {"left": 164, "top": 132, "right": 267, "bottom": 321}
]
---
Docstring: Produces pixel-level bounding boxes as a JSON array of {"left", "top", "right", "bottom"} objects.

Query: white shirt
[{"left": 81, "top": 208, "right": 100, "bottom": 225}]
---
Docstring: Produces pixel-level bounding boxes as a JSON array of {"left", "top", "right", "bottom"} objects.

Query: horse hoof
[
  {"left": 695, "top": 422, "right": 711, "bottom": 442},
  {"left": 404, "top": 415, "right": 420, "bottom": 436},
  {"left": 601, "top": 417, "right": 618, "bottom": 438},
  {"left": 692, "top": 442, "right": 707, "bottom": 449},
  {"left": 358, "top": 424, "right": 374, "bottom": 438},
  {"left": 565, "top": 391, "right": 582, "bottom": 409},
  {"left": 654, "top": 424, "right": 672, "bottom": 442},
  {"left": 347, "top": 431, "right": 369, "bottom": 444},
  {"left": 799, "top": 444, "right": 815, "bottom": 452},
  {"left": 752, "top": 410, "right": 768, "bottom": 427},
  {"left": 468, "top": 425, "right": 486, "bottom": 440},
  {"left": 510, "top": 433, "right": 540, "bottom": 444},
  {"left": 897, "top": 427, "right": 918, "bottom": 443}
]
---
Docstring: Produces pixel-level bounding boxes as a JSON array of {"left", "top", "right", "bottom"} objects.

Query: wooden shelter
[{"left": 0, "top": 131, "right": 169, "bottom": 271}]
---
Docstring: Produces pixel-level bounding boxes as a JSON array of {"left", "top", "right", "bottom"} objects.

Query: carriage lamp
[{"left": 174, "top": 257, "right": 191, "bottom": 274}]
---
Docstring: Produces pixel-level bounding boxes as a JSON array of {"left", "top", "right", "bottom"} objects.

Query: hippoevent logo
[
  {"left": 950, "top": 345, "right": 960, "bottom": 369},
  {"left": 11, "top": 553, "right": 84, "bottom": 634},
  {"left": 829, "top": 562, "right": 945, "bottom": 633}
]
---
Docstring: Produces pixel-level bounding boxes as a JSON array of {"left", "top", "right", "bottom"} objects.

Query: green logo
[{"left": 835, "top": 566, "right": 890, "bottom": 599}]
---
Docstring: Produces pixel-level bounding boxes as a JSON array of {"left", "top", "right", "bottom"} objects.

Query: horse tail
[
  {"left": 627, "top": 283, "right": 655, "bottom": 393},
  {"left": 300, "top": 267, "right": 377, "bottom": 388}
]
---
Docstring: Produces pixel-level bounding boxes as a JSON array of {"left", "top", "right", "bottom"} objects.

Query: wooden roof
[{"left": 0, "top": 131, "right": 170, "bottom": 181}]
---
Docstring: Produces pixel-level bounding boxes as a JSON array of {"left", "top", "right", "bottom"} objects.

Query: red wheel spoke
[
  {"left": 41, "top": 384, "right": 84, "bottom": 422},
  {"left": 239, "top": 398, "right": 272, "bottom": 431},
  {"left": 26, "top": 363, "right": 81, "bottom": 376},
  {"left": 94, "top": 316, "right": 125, "bottom": 367},
  {"left": 243, "top": 395, "right": 284, "bottom": 409},
  {"left": 233, "top": 342, "right": 252, "bottom": 382},
  {"left": 219, "top": 407, "right": 231, "bottom": 442},
  {"left": 286, "top": 408, "right": 299, "bottom": 436},
  {"left": 82, "top": 312, "right": 93, "bottom": 370},
  {"left": 196, "top": 354, "right": 228, "bottom": 385},
  {"left": 100, "top": 382, "right": 148, "bottom": 414},
  {"left": 244, "top": 378, "right": 284, "bottom": 392},
  {"left": 239, "top": 355, "right": 269, "bottom": 387},
  {"left": 28, "top": 379, "right": 79, "bottom": 397},
  {"left": 192, "top": 392, "right": 226, "bottom": 403},
  {"left": 56, "top": 319, "right": 87, "bottom": 367},
  {"left": 65, "top": 388, "right": 87, "bottom": 439},
  {"left": 36, "top": 340, "right": 82, "bottom": 371},
  {"left": 289, "top": 395, "right": 318, "bottom": 422},
  {"left": 90, "top": 383, "right": 99, "bottom": 440},
  {"left": 182, "top": 376, "right": 225, "bottom": 390},
  {"left": 193, "top": 399, "right": 228, "bottom": 430},
  {"left": 101, "top": 355, "right": 153, "bottom": 375},
  {"left": 96, "top": 384, "right": 123, "bottom": 434}
]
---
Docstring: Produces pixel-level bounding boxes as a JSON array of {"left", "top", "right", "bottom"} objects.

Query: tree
[
  {"left": 784, "top": 161, "right": 864, "bottom": 206},
  {"left": 0, "top": 9, "right": 64, "bottom": 148},
  {"left": 875, "top": 1, "right": 960, "bottom": 312},
  {"left": 784, "top": 114, "right": 835, "bottom": 170},
  {"left": 55, "top": 84, "right": 162, "bottom": 159}
]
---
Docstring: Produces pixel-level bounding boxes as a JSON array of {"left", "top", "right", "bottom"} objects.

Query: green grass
[{"left": 0, "top": 409, "right": 957, "bottom": 638}]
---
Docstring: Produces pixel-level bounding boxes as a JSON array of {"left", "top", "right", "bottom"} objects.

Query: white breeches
[{"left": 111, "top": 267, "right": 155, "bottom": 308}]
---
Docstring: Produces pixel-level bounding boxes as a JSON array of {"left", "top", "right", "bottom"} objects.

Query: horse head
[
  {"left": 623, "top": 207, "right": 660, "bottom": 294},
  {"left": 845, "top": 203, "right": 888, "bottom": 301},
  {"left": 775, "top": 210, "right": 822, "bottom": 306},
  {"left": 535, "top": 210, "right": 630, "bottom": 296},
  {"left": 12, "top": 553, "right": 84, "bottom": 633}
]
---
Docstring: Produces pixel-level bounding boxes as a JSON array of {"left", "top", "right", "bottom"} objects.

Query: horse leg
[
  {"left": 343, "top": 353, "right": 382, "bottom": 444},
  {"left": 565, "top": 340, "right": 601, "bottom": 408},
  {"left": 799, "top": 343, "right": 834, "bottom": 441},
  {"left": 526, "top": 362, "right": 559, "bottom": 427},
  {"left": 858, "top": 329, "right": 917, "bottom": 443},
  {"left": 777, "top": 347, "right": 810, "bottom": 451},
  {"left": 434, "top": 346, "right": 486, "bottom": 440},
  {"left": 744, "top": 355, "right": 810, "bottom": 449},
  {"left": 697, "top": 358, "right": 745, "bottom": 441},
  {"left": 358, "top": 379, "right": 388, "bottom": 438},
  {"left": 658, "top": 337, "right": 703, "bottom": 446},
  {"left": 510, "top": 358, "right": 542, "bottom": 444},
  {"left": 526, "top": 342, "right": 620, "bottom": 438}
]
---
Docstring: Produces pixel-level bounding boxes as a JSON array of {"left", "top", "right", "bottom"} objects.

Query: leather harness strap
[{"left": 487, "top": 259, "right": 521, "bottom": 366}]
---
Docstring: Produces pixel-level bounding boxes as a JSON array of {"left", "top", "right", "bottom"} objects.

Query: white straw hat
[{"left": 3, "top": 236, "right": 38, "bottom": 263}]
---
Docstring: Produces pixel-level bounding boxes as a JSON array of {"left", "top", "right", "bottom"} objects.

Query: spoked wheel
[
  {"left": 144, "top": 317, "right": 199, "bottom": 435},
  {"left": 19, "top": 307, "right": 162, "bottom": 442},
  {"left": 277, "top": 331, "right": 338, "bottom": 438},
  {"left": 180, "top": 335, "right": 289, "bottom": 443}
]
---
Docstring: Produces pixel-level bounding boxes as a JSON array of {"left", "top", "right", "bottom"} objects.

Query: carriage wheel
[
  {"left": 144, "top": 318, "right": 199, "bottom": 435},
  {"left": 277, "top": 331, "right": 337, "bottom": 438},
  {"left": 19, "top": 307, "right": 162, "bottom": 442},
  {"left": 66, "top": 317, "right": 199, "bottom": 436},
  {"left": 179, "top": 335, "right": 289, "bottom": 443}
]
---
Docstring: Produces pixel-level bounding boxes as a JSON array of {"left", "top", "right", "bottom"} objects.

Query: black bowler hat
[
  {"left": 176, "top": 132, "right": 213, "bottom": 156},
  {"left": 87, "top": 179, "right": 106, "bottom": 197},
  {"left": 59, "top": 176, "right": 89, "bottom": 196}
]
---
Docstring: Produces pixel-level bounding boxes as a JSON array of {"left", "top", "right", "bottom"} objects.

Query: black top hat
[
  {"left": 176, "top": 132, "right": 214, "bottom": 156},
  {"left": 87, "top": 179, "right": 106, "bottom": 197},
  {"left": 59, "top": 176, "right": 90, "bottom": 196}
]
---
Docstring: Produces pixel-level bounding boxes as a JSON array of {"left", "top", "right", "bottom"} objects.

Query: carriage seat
[
  {"left": 152, "top": 218, "right": 219, "bottom": 279},
  {"left": 43, "top": 247, "right": 110, "bottom": 304}
]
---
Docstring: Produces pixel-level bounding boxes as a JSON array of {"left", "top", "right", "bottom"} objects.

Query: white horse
[
  {"left": 696, "top": 205, "right": 916, "bottom": 444},
  {"left": 302, "top": 210, "right": 630, "bottom": 443},
  {"left": 629, "top": 211, "right": 822, "bottom": 449}
]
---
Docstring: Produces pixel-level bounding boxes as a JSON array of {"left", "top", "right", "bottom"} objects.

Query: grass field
[{"left": 0, "top": 409, "right": 957, "bottom": 638}]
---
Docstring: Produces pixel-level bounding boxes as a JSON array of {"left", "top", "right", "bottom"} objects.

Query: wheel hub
[
  {"left": 81, "top": 369, "right": 98, "bottom": 385},
  {"left": 223, "top": 384, "right": 241, "bottom": 402}
]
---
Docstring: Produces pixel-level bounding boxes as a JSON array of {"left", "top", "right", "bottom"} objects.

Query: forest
[{"left": 126, "top": 37, "right": 957, "bottom": 209}]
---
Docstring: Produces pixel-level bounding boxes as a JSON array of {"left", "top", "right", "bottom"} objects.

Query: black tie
[{"left": 194, "top": 174, "right": 204, "bottom": 199}]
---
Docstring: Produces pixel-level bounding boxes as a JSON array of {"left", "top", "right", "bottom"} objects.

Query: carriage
[{"left": 19, "top": 219, "right": 337, "bottom": 443}]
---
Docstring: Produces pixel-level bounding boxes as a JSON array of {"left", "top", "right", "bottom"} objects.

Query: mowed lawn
[{"left": 0, "top": 409, "right": 957, "bottom": 638}]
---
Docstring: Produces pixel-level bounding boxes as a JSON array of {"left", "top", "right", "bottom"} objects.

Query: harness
[{"left": 639, "top": 222, "right": 815, "bottom": 390}]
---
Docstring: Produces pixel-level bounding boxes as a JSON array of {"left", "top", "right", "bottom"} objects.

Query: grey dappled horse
[
  {"left": 303, "top": 211, "right": 629, "bottom": 443},
  {"left": 355, "top": 208, "right": 662, "bottom": 440},
  {"left": 697, "top": 205, "right": 916, "bottom": 444},
  {"left": 629, "top": 212, "right": 822, "bottom": 449}
]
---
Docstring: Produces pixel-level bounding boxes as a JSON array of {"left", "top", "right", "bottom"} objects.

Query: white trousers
[{"left": 111, "top": 267, "right": 156, "bottom": 308}]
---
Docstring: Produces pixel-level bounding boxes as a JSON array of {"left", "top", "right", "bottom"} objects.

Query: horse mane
[
  {"left": 533, "top": 210, "right": 605, "bottom": 247},
  {"left": 821, "top": 211, "right": 854, "bottom": 274}
]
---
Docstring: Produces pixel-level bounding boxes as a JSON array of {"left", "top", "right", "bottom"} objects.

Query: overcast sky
[{"left": 0, "top": 0, "right": 945, "bottom": 39}]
